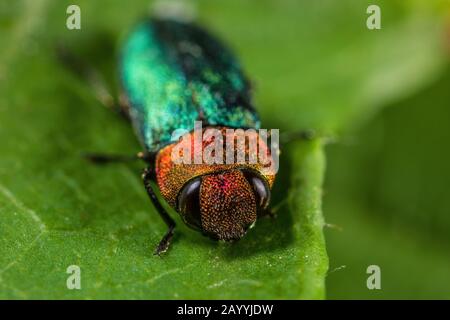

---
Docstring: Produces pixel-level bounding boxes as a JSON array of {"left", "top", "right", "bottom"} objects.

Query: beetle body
[
  {"left": 119, "top": 18, "right": 276, "bottom": 248},
  {"left": 120, "top": 19, "right": 260, "bottom": 152}
]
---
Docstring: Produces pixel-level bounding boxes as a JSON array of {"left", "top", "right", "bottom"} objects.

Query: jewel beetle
[{"left": 59, "top": 18, "right": 278, "bottom": 255}]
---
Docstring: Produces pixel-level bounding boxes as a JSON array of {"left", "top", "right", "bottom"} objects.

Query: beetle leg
[
  {"left": 258, "top": 197, "right": 289, "bottom": 219},
  {"left": 258, "top": 207, "right": 277, "bottom": 219},
  {"left": 280, "top": 130, "right": 316, "bottom": 144},
  {"left": 83, "top": 151, "right": 153, "bottom": 164},
  {"left": 142, "top": 167, "right": 176, "bottom": 255},
  {"left": 56, "top": 44, "right": 130, "bottom": 120}
]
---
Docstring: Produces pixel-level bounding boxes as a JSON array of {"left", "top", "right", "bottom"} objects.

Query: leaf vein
[{"left": 0, "top": 183, "right": 46, "bottom": 231}]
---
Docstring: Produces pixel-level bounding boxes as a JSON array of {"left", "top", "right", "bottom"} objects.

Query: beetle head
[
  {"left": 155, "top": 127, "right": 276, "bottom": 240},
  {"left": 177, "top": 169, "right": 270, "bottom": 240}
]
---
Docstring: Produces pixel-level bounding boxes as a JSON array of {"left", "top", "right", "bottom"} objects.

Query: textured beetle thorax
[{"left": 155, "top": 127, "right": 276, "bottom": 208}]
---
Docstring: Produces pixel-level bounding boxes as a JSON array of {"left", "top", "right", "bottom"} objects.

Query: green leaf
[
  {"left": 0, "top": 0, "right": 329, "bottom": 299},
  {"left": 206, "top": 0, "right": 448, "bottom": 134},
  {"left": 0, "top": 0, "right": 446, "bottom": 299},
  {"left": 324, "top": 70, "right": 450, "bottom": 298}
]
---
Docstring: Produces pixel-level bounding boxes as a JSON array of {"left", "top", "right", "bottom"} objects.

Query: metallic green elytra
[{"left": 120, "top": 18, "right": 261, "bottom": 152}]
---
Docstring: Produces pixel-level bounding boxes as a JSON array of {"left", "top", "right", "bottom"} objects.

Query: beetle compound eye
[
  {"left": 177, "top": 177, "right": 202, "bottom": 230},
  {"left": 243, "top": 171, "right": 271, "bottom": 209}
]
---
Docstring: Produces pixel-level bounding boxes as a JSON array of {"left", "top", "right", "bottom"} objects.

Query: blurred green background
[{"left": 0, "top": 0, "right": 449, "bottom": 299}]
